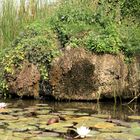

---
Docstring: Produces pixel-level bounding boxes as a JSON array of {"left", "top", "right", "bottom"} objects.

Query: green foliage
[
  {"left": 120, "top": 23, "right": 140, "bottom": 57},
  {"left": 56, "top": 0, "right": 95, "bottom": 24},
  {"left": 0, "top": 0, "right": 140, "bottom": 96},
  {"left": 121, "top": 0, "right": 140, "bottom": 20},
  {"left": 52, "top": 0, "right": 122, "bottom": 54},
  {"left": 0, "top": 22, "right": 60, "bottom": 94},
  {"left": 0, "top": 0, "right": 56, "bottom": 50},
  {"left": 52, "top": 0, "right": 140, "bottom": 55},
  {"left": 84, "top": 23, "right": 121, "bottom": 54}
]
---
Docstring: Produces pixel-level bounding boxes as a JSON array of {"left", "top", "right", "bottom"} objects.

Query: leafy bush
[
  {"left": 0, "top": 22, "right": 60, "bottom": 94},
  {"left": 120, "top": 23, "right": 140, "bottom": 56},
  {"left": 84, "top": 22, "right": 122, "bottom": 54},
  {"left": 121, "top": 0, "right": 140, "bottom": 20},
  {"left": 52, "top": 0, "right": 122, "bottom": 54},
  {"left": 52, "top": 0, "right": 140, "bottom": 55},
  {"left": 0, "top": 0, "right": 140, "bottom": 96}
]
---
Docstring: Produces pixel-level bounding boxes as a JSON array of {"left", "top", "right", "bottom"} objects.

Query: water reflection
[{"left": 1, "top": 99, "right": 140, "bottom": 120}]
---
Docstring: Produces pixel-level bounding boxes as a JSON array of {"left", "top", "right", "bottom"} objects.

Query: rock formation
[
  {"left": 49, "top": 47, "right": 140, "bottom": 100},
  {"left": 6, "top": 61, "right": 40, "bottom": 98},
  {"left": 5, "top": 47, "right": 140, "bottom": 100}
]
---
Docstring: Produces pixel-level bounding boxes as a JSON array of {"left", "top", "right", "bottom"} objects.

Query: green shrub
[
  {"left": 0, "top": 0, "right": 140, "bottom": 96},
  {"left": 84, "top": 22, "right": 122, "bottom": 54},
  {"left": 52, "top": 0, "right": 140, "bottom": 56},
  {"left": 120, "top": 23, "right": 140, "bottom": 56},
  {"left": 52, "top": 0, "right": 122, "bottom": 54},
  {"left": 0, "top": 22, "right": 60, "bottom": 95},
  {"left": 121, "top": 0, "right": 140, "bottom": 20}
]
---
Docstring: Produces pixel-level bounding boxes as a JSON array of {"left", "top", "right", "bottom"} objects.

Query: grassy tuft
[{"left": 0, "top": 0, "right": 57, "bottom": 50}]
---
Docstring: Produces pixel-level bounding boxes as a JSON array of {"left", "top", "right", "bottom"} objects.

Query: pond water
[{"left": 0, "top": 99, "right": 140, "bottom": 140}]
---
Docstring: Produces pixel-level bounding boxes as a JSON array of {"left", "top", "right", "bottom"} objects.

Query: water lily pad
[
  {"left": 130, "top": 127, "right": 140, "bottom": 136},
  {"left": 0, "top": 115, "right": 18, "bottom": 120},
  {"left": 74, "top": 112, "right": 89, "bottom": 116},
  {"left": 0, "top": 134, "right": 23, "bottom": 140},
  {"left": 94, "top": 133, "right": 139, "bottom": 140},
  {"left": 94, "top": 122, "right": 115, "bottom": 129},
  {"left": 0, "top": 109, "right": 12, "bottom": 114},
  {"left": 36, "top": 110, "right": 50, "bottom": 115},
  {"left": 36, "top": 104, "right": 49, "bottom": 107},
  {"left": 8, "top": 123, "right": 38, "bottom": 131},
  {"left": 0, "top": 129, "right": 5, "bottom": 134},
  {"left": 39, "top": 122, "right": 73, "bottom": 133},
  {"left": 128, "top": 115, "right": 140, "bottom": 121},
  {"left": 0, "top": 130, "right": 23, "bottom": 140},
  {"left": 37, "top": 107, "right": 51, "bottom": 110},
  {"left": 131, "top": 122, "right": 140, "bottom": 126},
  {"left": 99, "top": 125, "right": 129, "bottom": 133},
  {"left": 91, "top": 114, "right": 109, "bottom": 119},
  {"left": 13, "top": 132, "right": 34, "bottom": 138},
  {"left": 63, "top": 108, "right": 79, "bottom": 111},
  {"left": 17, "top": 117, "right": 38, "bottom": 123},
  {"left": 11, "top": 108, "right": 24, "bottom": 113},
  {"left": 37, "top": 132, "right": 59, "bottom": 137},
  {"left": 10, "top": 112, "right": 25, "bottom": 116},
  {"left": 28, "top": 131, "right": 42, "bottom": 135},
  {"left": 24, "top": 106, "right": 51, "bottom": 111},
  {"left": 29, "top": 136, "right": 64, "bottom": 140},
  {"left": 58, "top": 110, "right": 75, "bottom": 115},
  {"left": 73, "top": 116, "right": 104, "bottom": 128},
  {"left": 37, "top": 115, "right": 56, "bottom": 120}
]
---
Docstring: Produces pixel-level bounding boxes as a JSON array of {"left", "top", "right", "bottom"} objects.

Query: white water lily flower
[
  {"left": 76, "top": 126, "right": 90, "bottom": 138},
  {"left": 0, "top": 102, "right": 7, "bottom": 108}
]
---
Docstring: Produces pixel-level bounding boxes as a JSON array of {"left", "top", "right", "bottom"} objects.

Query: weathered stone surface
[
  {"left": 136, "top": 55, "right": 140, "bottom": 92},
  {"left": 124, "top": 57, "right": 140, "bottom": 98},
  {"left": 49, "top": 47, "right": 96, "bottom": 100},
  {"left": 7, "top": 61, "right": 40, "bottom": 98},
  {"left": 49, "top": 47, "right": 140, "bottom": 100},
  {"left": 5, "top": 47, "right": 139, "bottom": 100}
]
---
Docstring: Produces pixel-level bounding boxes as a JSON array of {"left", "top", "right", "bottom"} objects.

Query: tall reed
[{"left": 0, "top": 0, "right": 56, "bottom": 50}]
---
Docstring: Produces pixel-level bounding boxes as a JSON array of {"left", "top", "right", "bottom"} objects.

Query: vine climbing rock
[
  {"left": 49, "top": 47, "right": 140, "bottom": 100},
  {"left": 6, "top": 61, "right": 40, "bottom": 98}
]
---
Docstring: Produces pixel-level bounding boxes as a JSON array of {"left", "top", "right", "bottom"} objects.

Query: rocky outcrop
[
  {"left": 5, "top": 47, "right": 140, "bottom": 100},
  {"left": 49, "top": 47, "right": 140, "bottom": 100},
  {"left": 6, "top": 61, "right": 40, "bottom": 98},
  {"left": 135, "top": 55, "right": 140, "bottom": 91}
]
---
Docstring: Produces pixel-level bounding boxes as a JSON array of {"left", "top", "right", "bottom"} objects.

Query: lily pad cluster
[{"left": 0, "top": 102, "right": 140, "bottom": 140}]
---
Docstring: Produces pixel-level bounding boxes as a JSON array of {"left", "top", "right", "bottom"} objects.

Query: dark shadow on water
[{"left": 1, "top": 98, "right": 140, "bottom": 121}]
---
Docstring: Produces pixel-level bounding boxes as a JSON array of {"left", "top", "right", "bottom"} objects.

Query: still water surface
[{"left": 0, "top": 99, "right": 140, "bottom": 140}]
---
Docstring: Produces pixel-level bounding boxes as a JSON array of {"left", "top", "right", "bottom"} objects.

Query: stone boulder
[
  {"left": 6, "top": 61, "right": 40, "bottom": 98},
  {"left": 49, "top": 47, "right": 140, "bottom": 100}
]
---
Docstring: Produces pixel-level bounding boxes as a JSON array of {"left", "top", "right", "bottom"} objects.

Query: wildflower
[
  {"left": 0, "top": 102, "right": 7, "bottom": 108},
  {"left": 76, "top": 126, "right": 90, "bottom": 138}
]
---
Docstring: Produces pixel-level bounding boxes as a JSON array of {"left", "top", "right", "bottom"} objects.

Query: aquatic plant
[
  {"left": 76, "top": 126, "right": 91, "bottom": 138},
  {"left": 0, "top": 102, "right": 7, "bottom": 108}
]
